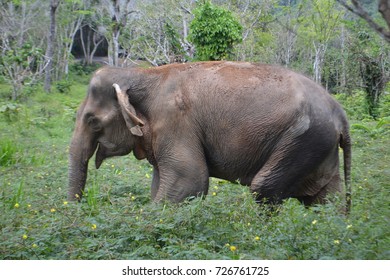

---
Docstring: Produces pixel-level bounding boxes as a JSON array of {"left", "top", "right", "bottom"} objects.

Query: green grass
[{"left": 0, "top": 79, "right": 389, "bottom": 260}]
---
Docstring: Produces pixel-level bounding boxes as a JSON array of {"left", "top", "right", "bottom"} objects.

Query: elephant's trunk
[
  {"left": 68, "top": 153, "right": 88, "bottom": 201},
  {"left": 67, "top": 131, "right": 97, "bottom": 201}
]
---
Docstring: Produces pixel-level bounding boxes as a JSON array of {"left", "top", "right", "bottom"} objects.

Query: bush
[
  {"left": 55, "top": 79, "right": 72, "bottom": 94},
  {"left": 189, "top": 1, "right": 242, "bottom": 61},
  {"left": 0, "top": 102, "right": 21, "bottom": 123},
  {"left": 70, "top": 62, "right": 100, "bottom": 77},
  {"left": 378, "top": 93, "right": 390, "bottom": 118},
  {"left": 335, "top": 91, "right": 374, "bottom": 120}
]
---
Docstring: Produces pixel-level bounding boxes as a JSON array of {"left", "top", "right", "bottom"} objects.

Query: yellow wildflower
[
  {"left": 334, "top": 240, "right": 340, "bottom": 245},
  {"left": 63, "top": 201, "right": 68, "bottom": 206},
  {"left": 131, "top": 196, "right": 136, "bottom": 201},
  {"left": 22, "top": 234, "right": 28, "bottom": 240},
  {"left": 255, "top": 236, "right": 260, "bottom": 241},
  {"left": 312, "top": 220, "right": 318, "bottom": 225},
  {"left": 32, "top": 244, "right": 38, "bottom": 248},
  {"left": 145, "top": 173, "right": 150, "bottom": 179},
  {"left": 346, "top": 224, "right": 352, "bottom": 229},
  {"left": 14, "top": 203, "right": 20, "bottom": 208},
  {"left": 27, "top": 204, "right": 31, "bottom": 208},
  {"left": 212, "top": 192, "right": 217, "bottom": 196},
  {"left": 50, "top": 208, "right": 56, "bottom": 213},
  {"left": 230, "top": 245, "right": 237, "bottom": 252},
  {"left": 91, "top": 224, "right": 97, "bottom": 230}
]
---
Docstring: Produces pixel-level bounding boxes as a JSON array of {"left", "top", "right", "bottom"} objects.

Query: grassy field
[{"left": 0, "top": 73, "right": 389, "bottom": 260}]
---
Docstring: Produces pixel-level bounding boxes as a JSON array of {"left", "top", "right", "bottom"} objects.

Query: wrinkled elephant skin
[{"left": 68, "top": 61, "right": 351, "bottom": 211}]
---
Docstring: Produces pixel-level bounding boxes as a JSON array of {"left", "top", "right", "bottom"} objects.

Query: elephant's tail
[{"left": 340, "top": 123, "right": 352, "bottom": 214}]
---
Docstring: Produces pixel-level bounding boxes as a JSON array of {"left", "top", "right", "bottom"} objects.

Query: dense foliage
[{"left": 189, "top": 1, "right": 242, "bottom": 60}]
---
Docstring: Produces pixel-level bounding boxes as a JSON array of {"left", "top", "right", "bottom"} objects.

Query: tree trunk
[
  {"left": 313, "top": 42, "right": 326, "bottom": 84},
  {"left": 86, "top": 28, "right": 92, "bottom": 64},
  {"left": 89, "top": 34, "right": 105, "bottom": 64},
  {"left": 112, "top": 31, "right": 120, "bottom": 66},
  {"left": 44, "top": 0, "right": 60, "bottom": 93},
  {"left": 340, "top": 25, "right": 347, "bottom": 90}
]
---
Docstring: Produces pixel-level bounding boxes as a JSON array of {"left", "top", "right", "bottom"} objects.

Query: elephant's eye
[{"left": 86, "top": 114, "right": 102, "bottom": 132}]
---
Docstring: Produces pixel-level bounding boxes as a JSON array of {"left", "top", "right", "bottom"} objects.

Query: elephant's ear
[{"left": 113, "top": 83, "right": 144, "bottom": 137}]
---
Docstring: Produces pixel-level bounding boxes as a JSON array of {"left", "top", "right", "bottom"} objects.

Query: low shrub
[{"left": 0, "top": 139, "right": 20, "bottom": 166}]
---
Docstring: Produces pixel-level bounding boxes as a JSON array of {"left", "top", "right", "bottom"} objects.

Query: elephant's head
[{"left": 68, "top": 72, "right": 144, "bottom": 201}]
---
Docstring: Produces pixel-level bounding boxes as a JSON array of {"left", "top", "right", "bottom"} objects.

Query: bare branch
[
  {"left": 180, "top": 4, "right": 192, "bottom": 15},
  {"left": 337, "top": 0, "right": 390, "bottom": 43}
]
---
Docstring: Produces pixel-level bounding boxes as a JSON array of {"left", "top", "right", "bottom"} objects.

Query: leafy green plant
[
  {"left": 351, "top": 117, "right": 390, "bottom": 138},
  {"left": 345, "top": 22, "right": 388, "bottom": 119},
  {"left": 9, "top": 181, "right": 25, "bottom": 210},
  {"left": 69, "top": 62, "right": 99, "bottom": 77},
  {"left": 0, "top": 43, "right": 45, "bottom": 100},
  {"left": 334, "top": 92, "right": 373, "bottom": 120},
  {"left": 164, "top": 20, "right": 186, "bottom": 62},
  {"left": 378, "top": 91, "right": 390, "bottom": 118},
  {"left": 0, "top": 139, "right": 20, "bottom": 166},
  {"left": 188, "top": 1, "right": 242, "bottom": 61},
  {"left": 0, "top": 102, "right": 21, "bottom": 123},
  {"left": 55, "top": 79, "right": 72, "bottom": 94}
]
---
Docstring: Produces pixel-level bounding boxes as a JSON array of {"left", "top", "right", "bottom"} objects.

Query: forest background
[
  {"left": 0, "top": 0, "right": 389, "bottom": 260},
  {"left": 1, "top": 0, "right": 389, "bottom": 116}
]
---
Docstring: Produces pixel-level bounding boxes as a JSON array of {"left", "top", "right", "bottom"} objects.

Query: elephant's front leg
[{"left": 153, "top": 145, "right": 209, "bottom": 203}]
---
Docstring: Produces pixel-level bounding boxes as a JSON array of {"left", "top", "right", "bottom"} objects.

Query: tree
[
  {"left": 0, "top": 43, "right": 46, "bottom": 100},
  {"left": 298, "top": 0, "right": 344, "bottom": 83},
  {"left": 44, "top": 0, "right": 60, "bottom": 93},
  {"left": 227, "top": 0, "right": 277, "bottom": 62},
  {"left": 125, "top": 0, "right": 192, "bottom": 66},
  {"left": 56, "top": 0, "right": 88, "bottom": 75},
  {"left": 0, "top": 0, "right": 47, "bottom": 100},
  {"left": 347, "top": 23, "right": 389, "bottom": 118},
  {"left": 274, "top": 0, "right": 303, "bottom": 66},
  {"left": 97, "top": 0, "right": 136, "bottom": 66},
  {"left": 188, "top": 1, "right": 242, "bottom": 61}
]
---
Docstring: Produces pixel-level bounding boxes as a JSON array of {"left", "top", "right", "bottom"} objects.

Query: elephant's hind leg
[
  {"left": 296, "top": 150, "right": 342, "bottom": 206},
  {"left": 250, "top": 140, "right": 342, "bottom": 206},
  {"left": 296, "top": 172, "right": 341, "bottom": 206}
]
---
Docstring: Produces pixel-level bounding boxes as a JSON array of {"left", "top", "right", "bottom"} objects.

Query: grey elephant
[{"left": 68, "top": 61, "right": 351, "bottom": 211}]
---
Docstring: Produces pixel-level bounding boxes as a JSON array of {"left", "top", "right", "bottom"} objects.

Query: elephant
[{"left": 68, "top": 61, "right": 351, "bottom": 211}]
